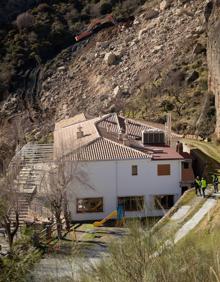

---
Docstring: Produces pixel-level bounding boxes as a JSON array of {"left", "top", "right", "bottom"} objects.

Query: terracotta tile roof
[
  {"left": 96, "top": 113, "right": 162, "bottom": 139},
  {"left": 150, "top": 147, "right": 184, "bottom": 160},
  {"left": 55, "top": 113, "right": 86, "bottom": 130},
  {"left": 67, "top": 138, "right": 151, "bottom": 161},
  {"left": 54, "top": 117, "right": 100, "bottom": 159},
  {"left": 96, "top": 113, "right": 119, "bottom": 134},
  {"left": 54, "top": 113, "right": 184, "bottom": 161}
]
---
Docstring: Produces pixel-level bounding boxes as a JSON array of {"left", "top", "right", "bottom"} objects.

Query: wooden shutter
[{"left": 157, "top": 164, "right": 170, "bottom": 176}]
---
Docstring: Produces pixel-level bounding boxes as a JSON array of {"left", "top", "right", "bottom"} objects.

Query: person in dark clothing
[
  {"left": 194, "top": 176, "right": 202, "bottom": 196},
  {"left": 213, "top": 175, "right": 219, "bottom": 193}
]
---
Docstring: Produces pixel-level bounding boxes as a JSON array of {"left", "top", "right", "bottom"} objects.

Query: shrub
[
  {"left": 16, "top": 12, "right": 35, "bottom": 31},
  {"left": 100, "top": 1, "right": 112, "bottom": 14},
  {"left": 160, "top": 100, "right": 175, "bottom": 112},
  {"left": 81, "top": 222, "right": 220, "bottom": 282},
  {"left": 36, "top": 3, "right": 53, "bottom": 13}
]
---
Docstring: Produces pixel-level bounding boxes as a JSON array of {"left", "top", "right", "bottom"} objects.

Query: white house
[{"left": 53, "top": 113, "right": 194, "bottom": 221}]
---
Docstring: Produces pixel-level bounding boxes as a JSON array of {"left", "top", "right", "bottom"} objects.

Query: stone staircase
[
  {"left": 9, "top": 143, "right": 53, "bottom": 226},
  {"left": 9, "top": 194, "right": 33, "bottom": 226}
]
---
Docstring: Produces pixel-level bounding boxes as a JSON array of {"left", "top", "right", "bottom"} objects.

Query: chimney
[
  {"left": 118, "top": 128, "right": 123, "bottom": 141},
  {"left": 107, "top": 123, "right": 111, "bottom": 133},
  {"left": 176, "top": 141, "right": 183, "bottom": 154},
  {"left": 123, "top": 134, "right": 130, "bottom": 147},
  {"left": 77, "top": 125, "right": 84, "bottom": 139}
]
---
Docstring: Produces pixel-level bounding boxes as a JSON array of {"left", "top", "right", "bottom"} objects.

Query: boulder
[
  {"left": 114, "top": 48, "right": 126, "bottom": 58},
  {"left": 144, "top": 9, "right": 160, "bottom": 20},
  {"left": 57, "top": 66, "right": 65, "bottom": 71},
  {"left": 113, "top": 86, "right": 122, "bottom": 97},
  {"left": 160, "top": 0, "right": 171, "bottom": 11},
  {"left": 100, "top": 94, "right": 109, "bottom": 101},
  {"left": 152, "top": 45, "right": 163, "bottom": 53},
  {"left": 96, "top": 41, "right": 109, "bottom": 49},
  {"left": 138, "top": 21, "right": 156, "bottom": 40},
  {"left": 104, "top": 52, "right": 117, "bottom": 65},
  {"left": 133, "top": 18, "right": 140, "bottom": 25}
]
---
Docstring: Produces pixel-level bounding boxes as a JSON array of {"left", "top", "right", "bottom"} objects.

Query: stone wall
[{"left": 208, "top": 0, "right": 220, "bottom": 137}]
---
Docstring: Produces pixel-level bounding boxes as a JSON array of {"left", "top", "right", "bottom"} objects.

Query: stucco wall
[{"left": 68, "top": 158, "right": 182, "bottom": 221}]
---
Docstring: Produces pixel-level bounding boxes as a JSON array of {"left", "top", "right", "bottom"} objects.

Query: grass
[
  {"left": 177, "top": 189, "right": 195, "bottom": 206},
  {"left": 152, "top": 189, "right": 197, "bottom": 234},
  {"left": 80, "top": 219, "right": 220, "bottom": 282}
]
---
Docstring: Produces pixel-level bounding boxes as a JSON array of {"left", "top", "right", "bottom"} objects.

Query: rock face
[
  {"left": 208, "top": 0, "right": 220, "bottom": 137},
  {"left": 104, "top": 52, "right": 117, "bottom": 65},
  {"left": 0, "top": 0, "right": 213, "bottom": 154}
]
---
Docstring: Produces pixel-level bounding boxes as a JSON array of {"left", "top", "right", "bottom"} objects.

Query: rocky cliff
[
  {"left": 208, "top": 0, "right": 220, "bottom": 138},
  {"left": 38, "top": 0, "right": 211, "bottom": 133},
  {"left": 0, "top": 0, "right": 216, "bottom": 163}
]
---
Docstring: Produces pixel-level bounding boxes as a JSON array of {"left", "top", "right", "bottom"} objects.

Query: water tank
[{"left": 142, "top": 130, "right": 165, "bottom": 145}]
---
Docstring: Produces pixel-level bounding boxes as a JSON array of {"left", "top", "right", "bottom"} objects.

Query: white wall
[{"left": 68, "top": 158, "right": 182, "bottom": 221}]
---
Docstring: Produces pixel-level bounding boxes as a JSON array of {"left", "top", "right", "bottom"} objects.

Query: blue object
[{"left": 117, "top": 204, "right": 124, "bottom": 221}]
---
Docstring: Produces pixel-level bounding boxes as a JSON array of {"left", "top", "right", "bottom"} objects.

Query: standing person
[
  {"left": 201, "top": 177, "right": 207, "bottom": 198},
  {"left": 194, "top": 176, "right": 201, "bottom": 196},
  {"left": 213, "top": 174, "right": 219, "bottom": 193}
]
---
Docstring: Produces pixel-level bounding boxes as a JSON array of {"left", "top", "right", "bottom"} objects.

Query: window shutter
[
  {"left": 132, "top": 165, "right": 138, "bottom": 175},
  {"left": 157, "top": 164, "right": 171, "bottom": 176}
]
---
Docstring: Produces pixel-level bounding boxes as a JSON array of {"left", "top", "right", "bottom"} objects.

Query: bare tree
[
  {"left": 0, "top": 159, "right": 22, "bottom": 252},
  {"left": 39, "top": 156, "right": 91, "bottom": 239}
]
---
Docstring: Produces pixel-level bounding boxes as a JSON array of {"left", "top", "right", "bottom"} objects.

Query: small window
[
  {"left": 132, "top": 165, "right": 138, "bottom": 176},
  {"left": 154, "top": 195, "right": 174, "bottom": 209},
  {"left": 77, "top": 198, "right": 103, "bottom": 213},
  {"left": 157, "top": 164, "right": 171, "bottom": 176},
  {"left": 182, "top": 162, "right": 189, "bottom": 169},
  {"left": 118, "top": 196, "right": 144, "bottom": 211}
]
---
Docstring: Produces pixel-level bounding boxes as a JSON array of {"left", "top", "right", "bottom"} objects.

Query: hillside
[{"left": 0, "top": 0, "right": 216, "bottom": 163}]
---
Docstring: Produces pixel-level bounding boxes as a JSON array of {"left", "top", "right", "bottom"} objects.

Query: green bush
[
  {"left": 100, "top": 1, "right": 112, "bottom": 14},
  {"left": 160, "top": 100, "right": 175, "bottom": 112}
]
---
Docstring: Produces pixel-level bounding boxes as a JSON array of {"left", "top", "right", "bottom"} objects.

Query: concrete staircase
[
  {"left": 14, "top": 165, "right": 44, "bottom": 193},
  {"left": 9, "top": 194, "right": 33, "bottom": 226},
  {"left": 9, "top": 143, "right": 53, "bottom": 226}
]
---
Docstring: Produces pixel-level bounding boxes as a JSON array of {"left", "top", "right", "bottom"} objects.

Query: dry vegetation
[{"left": 80, "top": 218, "right": 220, "bottom": 282}]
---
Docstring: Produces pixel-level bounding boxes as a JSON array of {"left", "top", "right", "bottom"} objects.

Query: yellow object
[{"left": 93, "top": 210, "right": 117, "bottom": 227}]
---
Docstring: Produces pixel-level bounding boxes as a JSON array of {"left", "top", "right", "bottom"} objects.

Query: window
[
  {"left": 77, "top": 198, "right": 103, "bottom": 213},
  {"left": 118, "top": 196, "right": 144, "bottom": 211},
  {"left": 154, "top": 195, "right": 174, "bottom": 209},
  {"left": 132, "top": 165, "right": 138, "bottom": 176},
  {"left": 182, "top": 162, "right": 189, "bottom": 169},
  {"left": 157, "top": 164, "right": 171, "bottom": 176}
]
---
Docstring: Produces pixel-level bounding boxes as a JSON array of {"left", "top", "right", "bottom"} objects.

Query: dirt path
[{"left": 30, "top": 226, "right": 127, "bottom": 281}]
